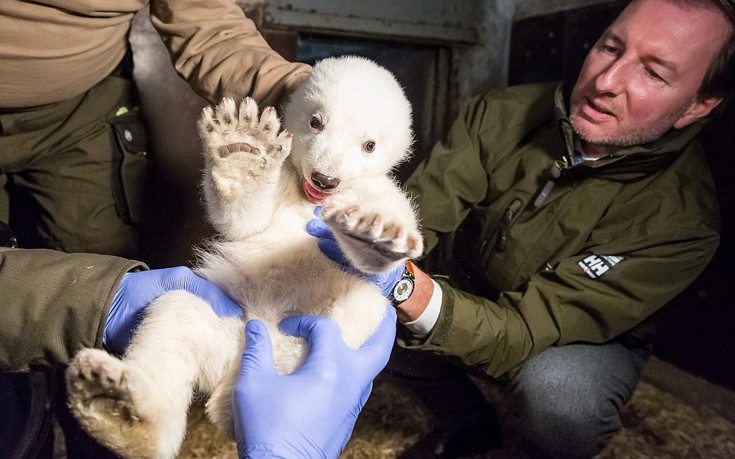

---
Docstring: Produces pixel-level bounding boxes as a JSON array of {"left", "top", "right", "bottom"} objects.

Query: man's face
[{"left": 569, "top": 0, "right": 730, "bottom": 156}]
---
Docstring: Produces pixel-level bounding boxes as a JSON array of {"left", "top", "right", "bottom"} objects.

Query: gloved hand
[
  {"left": 232, "top": 306, "right": 397, "bottom": 459},
  {"left": 306, "top": 215, "right": 405, "bottom": 298},
  {"left": 104, "top": 267, "right": 242, "bottom": 355}
]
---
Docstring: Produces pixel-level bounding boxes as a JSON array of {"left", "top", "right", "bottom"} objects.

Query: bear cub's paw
[
  {"left": 66, "top": 349, "right": 160, "bottom": 458},
  {"left": 198, "top": 97, "right": 292, "bottom": 181},
  {"left": 323, "top": 204, "right": 424, "bottom": 273}
]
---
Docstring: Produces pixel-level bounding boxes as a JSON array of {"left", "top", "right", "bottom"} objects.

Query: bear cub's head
[{"left": 283, "top": 56, "right": 414, "bottom": 203}]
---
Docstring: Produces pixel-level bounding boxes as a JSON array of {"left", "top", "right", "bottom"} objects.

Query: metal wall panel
[{"left": 265, "top": 0, "right": 479, "bottom": 44}]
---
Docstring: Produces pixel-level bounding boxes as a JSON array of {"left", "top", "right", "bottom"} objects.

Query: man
[{"left": 310, "top": 0, "right": 733, "bottom": 457}]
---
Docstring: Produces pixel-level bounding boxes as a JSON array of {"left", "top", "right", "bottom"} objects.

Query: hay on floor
[{"left": 179, "top": 375, "right": 735, "bottom": 459}]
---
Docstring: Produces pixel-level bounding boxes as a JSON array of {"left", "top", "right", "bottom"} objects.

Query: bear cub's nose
[{"left": 311, "top": 172, "right": 340, "bottom": 190}]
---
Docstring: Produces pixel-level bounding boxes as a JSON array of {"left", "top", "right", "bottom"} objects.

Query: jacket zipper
[
  {"left": 495, "top": 198, "right": 523, "bottom": 253},
  {"left": 482, "top": 158, "right": 572, "bottom": 258},
  {"left": 533, "top": 158, "right": 570, "bottom": 208}
]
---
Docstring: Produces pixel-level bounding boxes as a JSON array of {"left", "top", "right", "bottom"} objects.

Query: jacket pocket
[
  {"left": 479, "top": 198, "right": 524, "bottom": 262},
  {"left": 110, "top": 108, "right": 149, "bottom": 224}
]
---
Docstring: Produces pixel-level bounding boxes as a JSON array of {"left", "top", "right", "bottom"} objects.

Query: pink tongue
[{"left": 302, "top": 178, "right": 328, "bottom": 204}]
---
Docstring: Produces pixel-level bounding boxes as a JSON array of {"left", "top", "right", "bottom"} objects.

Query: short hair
[{"left": 678, "top": 0, "right": 735, "bottom": 102}]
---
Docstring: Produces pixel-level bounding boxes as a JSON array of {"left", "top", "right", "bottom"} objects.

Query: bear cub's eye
[
  {"left": 362, "top": 140, "right": 376, "bottom": 153},
  {"left": 309, "top": 115, "right": 323, "bottom": 131}
]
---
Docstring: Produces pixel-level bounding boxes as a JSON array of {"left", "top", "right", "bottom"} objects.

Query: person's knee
[
  {"left": 505, "top": 343, "right": 645, "bottom": 458},
  {"left": 508, "top": 368, "right": 622, "bottom": 458},
  {"left": 519, "top": 391, "right": 618, "bottom": 457}
]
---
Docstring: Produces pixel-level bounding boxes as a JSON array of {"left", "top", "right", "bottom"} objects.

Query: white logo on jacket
[{"left": 578, "top": 254, "right": 624, "bottom": 279}]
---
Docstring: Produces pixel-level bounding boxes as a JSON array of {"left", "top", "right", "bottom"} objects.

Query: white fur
[{"left": 66, "top": 56, "right": 423, "bottom": 459}]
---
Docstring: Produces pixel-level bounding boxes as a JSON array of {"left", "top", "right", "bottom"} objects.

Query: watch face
[{"left": 393, "top": 278, "right": 414, "bottom": 302}]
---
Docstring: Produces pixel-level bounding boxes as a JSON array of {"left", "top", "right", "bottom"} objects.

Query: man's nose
[{"left": 594, "top": 58, "right": 628, "bottom": 94}]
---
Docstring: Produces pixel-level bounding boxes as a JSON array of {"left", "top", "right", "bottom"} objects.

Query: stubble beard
[{"left": 570, "top": 99, "right": 694, "bottom": 149}]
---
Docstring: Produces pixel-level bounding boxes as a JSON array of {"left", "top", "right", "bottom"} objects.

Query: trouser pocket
[{"left": 110, "top": 107, "right": 149, "bottom": 224}]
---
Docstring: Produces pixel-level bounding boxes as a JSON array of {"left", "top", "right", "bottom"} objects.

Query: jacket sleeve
[
  {"left": 401, "top": 225, "right": 719, "bottom": 378},
  {"left": 406, "top": 95, "right": 492, "bottom": 253},
  {"left": 149, "top": 0, "right": 311, "bottom": 107},
  {"left": 0, "top": 248, "right": 145, "bottom": 370}
]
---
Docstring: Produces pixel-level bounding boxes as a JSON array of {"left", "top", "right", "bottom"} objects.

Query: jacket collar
[{"left": 553, "top": 84, "right": 707, "bottom": 182}]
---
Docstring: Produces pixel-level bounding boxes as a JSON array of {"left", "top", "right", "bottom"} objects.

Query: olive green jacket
[
  {"left": 403, "top": 83, "right": 720, "bottom": 378},
  {"left": 0, "top": 249, "right": 144, "bottom": 371}
]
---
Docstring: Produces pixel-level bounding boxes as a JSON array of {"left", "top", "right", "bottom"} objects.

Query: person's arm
[
  {"left": 393, "top": 263, "right": 434, "bottom": 324},
  {"left": 0, "top": 248, "right": 141, "bottom": 370},
  {"left": 232, "top": 307, "right": 397, "bottom": 458},
  {"left": 149, "top": 0, "right": 311, "bottom": 107},
  {"left": 400, "top": 224, "right": 720, "bottom": 377},
  {"left": 313, "top": 219, "right": 718, "bottom": 379},
  {"left": 0, "top": 248, "right": 243, "bottom": 370}
]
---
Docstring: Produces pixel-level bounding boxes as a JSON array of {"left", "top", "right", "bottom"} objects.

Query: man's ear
[{"left": 673, "top": 96, "right": 724, "bottom": 129}]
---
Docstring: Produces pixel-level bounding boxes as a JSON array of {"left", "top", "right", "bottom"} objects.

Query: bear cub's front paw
[
  {"left": 198, "top": 97, "right": 292, "bottom": 182},
  {"left": 322, "top": 204, "right": 424, "bottom": 273}
]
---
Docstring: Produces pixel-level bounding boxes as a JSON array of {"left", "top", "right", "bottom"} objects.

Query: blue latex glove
[
  {"left": 233, "top": 306, "right": 397, "bottom": 459},
  {"left": 306, "top": 215, "right": 404, "bottom": 297},
  {"left": 104, "top": 267, "right": 242, "bottom": 355}
]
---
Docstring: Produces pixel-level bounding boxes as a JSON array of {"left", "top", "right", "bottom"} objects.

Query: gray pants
[{"left": 388, "top": 339, "right": 648, "bottom": 458}]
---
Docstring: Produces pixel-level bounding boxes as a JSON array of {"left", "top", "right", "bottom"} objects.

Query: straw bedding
[{"left": 178, "top": 374, "right": 735, "bottom": 459}]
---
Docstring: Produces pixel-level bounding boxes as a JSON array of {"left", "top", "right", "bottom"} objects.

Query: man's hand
[
  {"left": 103, "top": 267, "right": 242, "bottom": 354},
  {"left": 232, "top": 307, "right": 397, "bottom": 458},
  {"left": 306, "top": 216, "right": 405, "bottom": 297}
]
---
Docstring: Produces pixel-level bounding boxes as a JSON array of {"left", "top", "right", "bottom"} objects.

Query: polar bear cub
[{"left": 65, "top": 56, "right": 423, "bottom": 459}]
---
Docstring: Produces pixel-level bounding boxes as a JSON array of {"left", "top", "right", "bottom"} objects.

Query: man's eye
[
  {"left": 601, "top": 45, "right": 618, "bottom": 54},
  {"left": 309, "top": 115, "right": 323, "bottom": 131},
  {"left": 645, "top": 68, "right": 665, "bottom": 82}
]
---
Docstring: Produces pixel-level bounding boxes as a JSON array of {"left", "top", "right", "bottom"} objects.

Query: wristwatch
[{"left": 388, "top": 260, "right": 415, "bottom": 306}]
